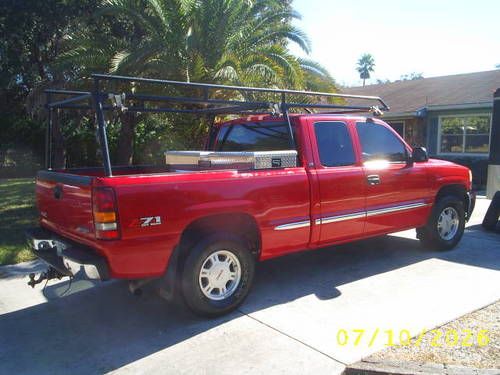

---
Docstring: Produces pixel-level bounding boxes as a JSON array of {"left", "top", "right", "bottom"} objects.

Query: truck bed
[{"left": 36, "top": 160, "right": 311, "bottom": 278}]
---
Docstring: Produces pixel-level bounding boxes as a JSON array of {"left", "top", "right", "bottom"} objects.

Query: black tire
[
  {"left": 482, "top": 191, "right": 500, "bottom": 231},
  {"left": 417, "top": 196, "right": 465, "bottom": 251},
  {"left": 180, "top": 233, "right": 255, "bottom": 317}
]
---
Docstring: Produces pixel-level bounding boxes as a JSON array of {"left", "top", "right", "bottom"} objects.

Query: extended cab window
[
  {"left": 314, "top": 121, "right": 356, "bottom": 167},
  {"left": 216, "top": 122, "right": 292, "bottom": 151},
  {"left": 356, "top": 122, "right": 407, "bottom": 162}
]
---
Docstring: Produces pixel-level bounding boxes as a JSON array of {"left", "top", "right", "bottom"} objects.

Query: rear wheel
[
  {"left": 417, "top": 196, "right": 465, "bottom": 251},
  {"left": 180, "top": 234, "right": 255, "bottom": 317}
]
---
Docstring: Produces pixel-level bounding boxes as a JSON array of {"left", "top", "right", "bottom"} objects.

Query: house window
[
  {"left": 389, "top": 121, "right": 405, "bottom": 138},
  {"left": 439, "top": 115, "right": 491, "bottom": 154}
]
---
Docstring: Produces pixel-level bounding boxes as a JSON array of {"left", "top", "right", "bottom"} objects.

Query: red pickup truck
[{"left": 27, "top": 75, "right": 475, "bottom": 317}]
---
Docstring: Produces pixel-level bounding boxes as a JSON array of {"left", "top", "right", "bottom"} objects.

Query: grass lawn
[{"left": 0, "top": 178, "right": 37, "bottom": 265}]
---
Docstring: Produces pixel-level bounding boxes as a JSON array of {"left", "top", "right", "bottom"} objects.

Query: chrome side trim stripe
[
  {"left": 275, "top": 201, "right": 430, "bottom": 230},
  {"left": 366, "top": 202, "right": 430, "bottom": 217},
  {"left": 315, "top": 212, "right": 365, "bottom": 225},
  {"left": 315, "top": 201, "right": 430, "bottom": 226},
  {"left": 274, "top": 220, "right": 311, "bottom": 231}
]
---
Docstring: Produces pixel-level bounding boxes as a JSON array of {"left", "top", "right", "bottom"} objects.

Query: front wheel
[
  {"left": 417, "top": 196, "right": 465, "bottom": 251},
  {"left": 180, "top": 234, "right": 255, "bottom": 317}
]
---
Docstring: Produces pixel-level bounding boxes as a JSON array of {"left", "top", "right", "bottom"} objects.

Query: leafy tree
[
  {"left": 400, "top": 72, "right": 423, "bottom": 81},
  {"left": 356, "top": 53, "right": 375, "bottom": 87},
  {"left": 0, "top": 0, "right": 97, "bottom": 95},
  {"left": 0, "top": 0, "right": 100, "bottom": 170}
]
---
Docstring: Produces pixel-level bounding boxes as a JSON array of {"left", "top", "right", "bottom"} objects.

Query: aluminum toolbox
[{"left": 165, "top": 150, "right": 297, "bottom": 170}]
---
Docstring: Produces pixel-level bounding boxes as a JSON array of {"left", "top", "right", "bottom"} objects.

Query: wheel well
[
  {"left": 436, "top": 184, "right": 468, "bottom": 212},
  {"left": 159, "top": 213, "right": 260, "bottom": 299},
  {"left": 178, "top": 213, "right": 261, "bottom": 260}
]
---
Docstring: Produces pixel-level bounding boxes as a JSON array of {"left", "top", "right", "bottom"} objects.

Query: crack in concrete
[{"left": 238, "top": 308, "right": 349, "bottom": 368}]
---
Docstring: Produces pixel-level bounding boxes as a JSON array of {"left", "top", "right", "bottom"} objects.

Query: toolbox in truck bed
[{"left": 165, "top": 150, "right": 298, "bottom": 170}]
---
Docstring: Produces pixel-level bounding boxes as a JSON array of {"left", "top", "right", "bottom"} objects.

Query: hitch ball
[{"left": 27, "top": 267, "right": 65, "bottom": 288}]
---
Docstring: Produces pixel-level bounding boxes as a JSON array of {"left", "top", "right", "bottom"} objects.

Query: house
[{"left": 342, "top": 70, "right": 500, "bottom": 188}]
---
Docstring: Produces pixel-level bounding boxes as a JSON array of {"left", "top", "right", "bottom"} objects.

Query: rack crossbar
[
  {"left": 91, "top": 73, "right": 389, "bottom": 110},
  {"left": 47, "top": 93, "right": 91, "bottom": 108}
]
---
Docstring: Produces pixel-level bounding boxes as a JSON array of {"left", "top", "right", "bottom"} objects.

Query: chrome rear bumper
[{"left": 25, "top": 227, "right": 109, "bottom": 281}]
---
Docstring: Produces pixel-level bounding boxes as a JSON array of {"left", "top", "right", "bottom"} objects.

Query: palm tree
[
  {"left": 56, "top": 0, "right": 337, "bottom": 164},
  {"left": 356, "top": 53, "right": 375, "bottom": 87},
  {"left": 98, "top": 0, "right": 331, "bottom": 88}
]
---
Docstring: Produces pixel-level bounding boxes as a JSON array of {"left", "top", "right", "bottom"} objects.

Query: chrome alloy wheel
[
  {"left": 198, "top": 250, "right": 241, "bottom": 301},
  {"left": 437, "top": 207, "right": 459, "bottom": 241}
]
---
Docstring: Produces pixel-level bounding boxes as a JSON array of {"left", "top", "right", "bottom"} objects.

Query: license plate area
[{"left": 32, "top": 238, "right": 69, "bottom": 254}]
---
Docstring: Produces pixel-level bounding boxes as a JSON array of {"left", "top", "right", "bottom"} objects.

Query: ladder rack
[{"left": 44, "top": 73, "right": 390, "bottom": 176}]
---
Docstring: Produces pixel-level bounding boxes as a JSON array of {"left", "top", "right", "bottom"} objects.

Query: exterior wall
[{"left": 426, "top": 107, "right": 492, "bottom": 188}]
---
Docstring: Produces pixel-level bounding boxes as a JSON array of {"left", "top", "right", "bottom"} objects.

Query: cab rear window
[
  {"left": 314, "top": 121, "right": 356, "bottom": 167},
  {"left": 215, "top": 122, "right": 292, "bottom": 151}
]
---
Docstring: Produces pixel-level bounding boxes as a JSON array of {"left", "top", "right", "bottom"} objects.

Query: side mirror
[{"left": 412, "top": 147, "right": 429, "bottom": 162}]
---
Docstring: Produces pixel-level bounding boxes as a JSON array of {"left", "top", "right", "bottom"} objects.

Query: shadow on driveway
[{"left": 0, "top": 231, "right": 498, "bottom": 374}]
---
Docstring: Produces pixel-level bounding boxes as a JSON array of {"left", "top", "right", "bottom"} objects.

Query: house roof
[{"left": 341, "top": 70, "right": 500, "bottom": 116}]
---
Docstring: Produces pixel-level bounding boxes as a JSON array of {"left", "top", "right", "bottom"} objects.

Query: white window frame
[{"left": 437, "top": 113, "right": 492, "bottom": 156}]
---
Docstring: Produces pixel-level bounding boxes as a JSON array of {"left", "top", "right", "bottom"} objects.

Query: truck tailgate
[{"left": 36, "top": 171, "right": 95, "bottom": 241}]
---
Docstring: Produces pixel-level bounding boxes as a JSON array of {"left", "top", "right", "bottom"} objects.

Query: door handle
[{"left": 367, "top": 174, "right": 381, "bottom": 185}]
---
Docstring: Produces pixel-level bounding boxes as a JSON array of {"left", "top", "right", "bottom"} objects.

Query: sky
[{"left": 290, "top": 0, "right": 500, "bottom": 87}]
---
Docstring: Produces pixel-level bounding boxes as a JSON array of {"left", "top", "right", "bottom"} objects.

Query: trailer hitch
[{"left": 28, "top": 267, "right": 66, "bottom": 288}]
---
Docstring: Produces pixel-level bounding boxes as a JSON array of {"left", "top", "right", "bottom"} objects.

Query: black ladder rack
[{"left": 45, "top": 73, "right": 390, "bottom": 177}]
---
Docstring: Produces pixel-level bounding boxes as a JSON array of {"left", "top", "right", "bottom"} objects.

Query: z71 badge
[{"left": 140, "top": 216, "right": 162, "bottom": 227}]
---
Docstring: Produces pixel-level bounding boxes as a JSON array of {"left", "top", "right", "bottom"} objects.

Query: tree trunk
[
  {"left": 116, "top": 112, "right": 137, "bottom": 165},
  {"left": 363, "top": 78, "right": 366, "bottom": 87}
]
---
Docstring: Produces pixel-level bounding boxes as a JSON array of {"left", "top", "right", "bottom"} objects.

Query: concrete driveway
[{"left": 0, "top": 198, "right": 499, "bottom": 374}]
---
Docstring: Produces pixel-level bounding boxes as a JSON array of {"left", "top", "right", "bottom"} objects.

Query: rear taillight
[{"left": 92, "top": 186, "right": 120, "bottom": 240}]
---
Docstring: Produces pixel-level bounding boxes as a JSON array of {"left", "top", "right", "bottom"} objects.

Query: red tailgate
[{"left": 36, "top": 171, "right": 95, "bottom": 241}]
